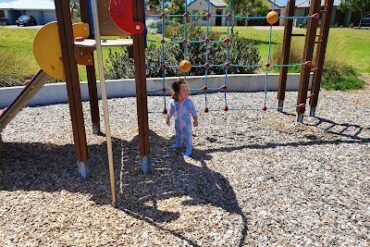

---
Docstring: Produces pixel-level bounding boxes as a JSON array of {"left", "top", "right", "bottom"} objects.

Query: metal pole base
[
  {"left": 296, "top": 112, "right": 304, "bottom": 123},
  {"left": 140, "top": 155, "right": 152, "bottom": 175},
  {"left": 77, "top": 161, "right": 89, "bottom": 180},
  {"left": 277, "top": 100, "right": 284, "bottom": 112},
  {"left": 309, "top": 107, "right": 316, "bottom": 117},
  {"left": 92, "top": 122, "right": 101, "bottom": 135}
]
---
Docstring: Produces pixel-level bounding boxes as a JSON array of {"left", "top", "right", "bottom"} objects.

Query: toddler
[{"left": 166, "top": 78, "right": 198, "bottom": 157}]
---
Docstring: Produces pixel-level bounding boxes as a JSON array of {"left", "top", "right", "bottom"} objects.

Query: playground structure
[
  {"left": 0, "top": 0, "right": 334, "bottom": 206},
  {"left": 146, "top": 0, "right": 333, "bottom": 119}
]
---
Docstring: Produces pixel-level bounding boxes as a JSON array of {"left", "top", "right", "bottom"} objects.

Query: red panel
[{"left": 109, "top": 0, "right": 144, "bottom": 34}]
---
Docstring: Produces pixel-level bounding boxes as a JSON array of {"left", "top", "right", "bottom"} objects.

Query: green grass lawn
[
  {"left": 1, "top": 26, "right": 369, "bottom": 85},
  {"left": 213, "top": 26, "right": 370, "bottom": 73}
]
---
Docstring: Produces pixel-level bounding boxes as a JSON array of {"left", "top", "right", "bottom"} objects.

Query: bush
[
  {"left": 271, "top": 40, "right": 365, "bottom": 91},
  {"left": 106, "top": 25, "right": 261, "bottom": 79},
  {"left": 105, "top": 45, "right": 179, "bottom": 79},
  {"left": 0, "top": 77, "right": 23, "bottom": 87},
  {"left": 322, "top": 59, "right": 366, "bottom": 90},
  {"left": 272, "top": 40, "right": 304, "bottom": 73}
]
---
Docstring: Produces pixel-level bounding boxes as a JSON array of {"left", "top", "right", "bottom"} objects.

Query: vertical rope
[
  {"left": 161, "top": 0, "right": 166, "bottom": 112},
  {"left": 263, "top": 24, "right": 273, "bottom": 107},
  {"left": 263, "top": 0, "right": 277, "bottom": 108},
  {"left": 223, "top": 0, "right": 232, "bottom": 109},
  {"left": 184, "top": 0, "right": 189, "bottom": 60},
  {"left": 203, "top": 0, "right": 211, "bottom": 110}
]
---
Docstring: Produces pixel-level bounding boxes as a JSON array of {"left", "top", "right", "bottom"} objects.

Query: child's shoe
[
  {"left": 170, "top": 142, "right": 181, "bottom": 149},
  {"left": 183, "top": 145, "right": 193, "bottom": 157}
]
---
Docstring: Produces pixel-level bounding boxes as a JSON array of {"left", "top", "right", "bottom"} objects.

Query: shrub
[
  {"left": 271, "top": 40, "right": 365, "bottom": 91},
  {"left": 105, "top": 45, "right": 179, "bottom": 79},
  {"left": 322, "top": 59, "right": 366, "bottom": 90},
  {"left": 106, "top": 25, "right": 261, "bottom": 79}
]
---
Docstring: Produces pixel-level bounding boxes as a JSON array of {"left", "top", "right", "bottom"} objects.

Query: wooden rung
[
  {"left": 291, "top": 33, "right": 305, "bottom": 37},
  {"left": 307, "top": 94, "right": 315, "bottom": 99},
  {"left": 311, "top": 67, "right": 318, "bottom": 72},
  {"left": 315, "top": 40, "right": 322, "bottom": 44}
]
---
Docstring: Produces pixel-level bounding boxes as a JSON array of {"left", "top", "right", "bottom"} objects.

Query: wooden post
[
  {"left": 277, "top": 0, "right": 295, "bottom": 112},
  {"left": 133, "top": 0, "right": 151, "bottom": 174},
  {"left": 80, "top": 0, "right": 101, "bottom": 134},
  {"left": 296, "top": 0, "right": 321, "bottom": 123},
  {"left": 55, "top": 0, "right": 89, "bottom": 178},
  {"left": 309, "top": 0, "right": 334, "bottom": 117}
]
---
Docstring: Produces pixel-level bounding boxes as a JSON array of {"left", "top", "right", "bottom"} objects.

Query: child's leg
[
  {"left": 170, "top": 123, "right": 182, "bottom": 149},
  {"left": 183, "top": 126, "right": 193, "bottom": 156}
]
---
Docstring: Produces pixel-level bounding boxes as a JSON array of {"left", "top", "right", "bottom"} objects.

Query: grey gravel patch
[{"left": 0, "top": 90, "right": 369, "bottom": 246}]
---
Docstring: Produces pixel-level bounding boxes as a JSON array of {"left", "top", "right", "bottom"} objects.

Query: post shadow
[
  {"left": 0, "top": 130, "right": 248, "bottom": 246},
  {"left": 1, "top": 121, "right": 367, "bottom": 246}
]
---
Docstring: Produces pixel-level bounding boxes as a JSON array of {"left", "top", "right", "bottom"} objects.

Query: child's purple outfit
[{"left": 168, "top": 98, "right": 197, "bottom": 156}]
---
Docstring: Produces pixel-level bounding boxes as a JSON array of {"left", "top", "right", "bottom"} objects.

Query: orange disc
[
  {"left": 266, "top": 11, "right": 279, "bottom": 25},
  {"left": 179, "top": 60, "right": 192, "bottom": 73}
]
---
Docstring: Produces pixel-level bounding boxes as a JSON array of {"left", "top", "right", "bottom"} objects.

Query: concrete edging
[{"left": 0, "top": 73, "right": 311, "bottom": 108}]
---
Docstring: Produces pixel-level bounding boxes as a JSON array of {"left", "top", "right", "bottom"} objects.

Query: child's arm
[
  {"left": 189, "top": 100, "right": 198, "bottom": 127},
  {"left": 166, "top": 115, "right": 171, "bottom": 126},
  {"left": 166, "top": 101, "right": 175, "bottom": 126},
  {"left": 193, "top": 115, "right": 198, "bottom": 127}
]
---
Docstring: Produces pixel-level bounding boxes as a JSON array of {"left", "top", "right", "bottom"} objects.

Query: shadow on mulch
[
  {"left": 0, "top": 130, "right": 248, "bottom": 246},
  {"left": 1, "top": 121, "right": 368, "bottom": 246}
]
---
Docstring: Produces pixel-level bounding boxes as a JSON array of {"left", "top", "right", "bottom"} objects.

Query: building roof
[
  {"left": 265, "top": 0, "right": 285, "bottom": 8},
  {"left": 209, "top": 0, "right": 227, "bottom": 7},
  {"left": 188, "top": 0, "right": 227, "bottom": 8},
  {"left": 296, "top": 0, "right": 342, "bottom": 8},
  {"left": 0, "top": 0, "right": 55, "bottom": 10}
]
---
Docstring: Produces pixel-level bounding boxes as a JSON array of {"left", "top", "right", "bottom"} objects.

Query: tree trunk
[{"left": 359, "top": 10, "right": 363, "bottom": 29}]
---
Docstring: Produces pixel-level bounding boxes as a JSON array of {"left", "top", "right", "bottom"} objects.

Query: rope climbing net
[{"left": 146, "top": 0, "right": 319, "bottom": 114}]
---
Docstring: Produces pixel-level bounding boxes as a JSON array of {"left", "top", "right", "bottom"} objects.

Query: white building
[
  {"left": 187, "top": 0, "right": 227, "bottom": 26},
  {"left": 187, "top": 0, "right": 285, "bottom": 26},
  {"left": 0, "top": 0, "right": 56, "bottom": 25}
]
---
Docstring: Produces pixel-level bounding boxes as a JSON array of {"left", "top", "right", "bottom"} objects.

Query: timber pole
[
  {"left": 296, "top": 0, "right": 321, "bottom": 123},
  {"left": 309, "top": 0, "right": 334, "bottom": 117},
  {"left": 80, "top": 0, "right": 101, "bottom": 134},
  {"left": 55, "top": 0, "right": 89, "bottom": 178},
  {"left": 133, "top": 0, "right": 152, "bottom": 174},
  {"left": 277, "top": 0, "right": 295, "bottom": 112}
]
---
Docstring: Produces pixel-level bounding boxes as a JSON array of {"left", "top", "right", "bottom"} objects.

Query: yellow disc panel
[
  {"left": 33, "top": 22, "right": 90, "bottom": 80},
  {"left": 33, "top": 22, "right": 65, "bottom": 80}
]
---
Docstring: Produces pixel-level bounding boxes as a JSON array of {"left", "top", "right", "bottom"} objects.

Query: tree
[
  {"left": 225, "top": 0, "right": 269, "bottom": 26},
  {"left": 146, "top": 0, "right": 161, "bottom": 12},
  {"left": 339, "top": 0, "right": 370, "bottom": 27},
  {"left": 69, "top": 0, "right": 80, "bottom": 22},
  {"left": 168, "top": 0, "right": 185, "bottom": 15},
  {"left": 225, "top": 0, "right": 269, "bottom": 16},
  {"left": 145, "top": 0, "right": 184, "bottom": 15}
]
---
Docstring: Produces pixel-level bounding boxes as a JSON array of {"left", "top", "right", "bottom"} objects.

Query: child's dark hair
[{"left": 170, "top": 78, "right": 187, "bottom": 101}]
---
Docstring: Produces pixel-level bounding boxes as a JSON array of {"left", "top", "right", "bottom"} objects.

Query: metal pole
[
  {"left": 90, "top": 0, "right": 117, "bottom": 207},
  {"left": 277, "top": 0, "right": 295, "bottom": 112},
  {"left": 296, "top": 0, "right": 321, "bottom": 123},
  {"left": 309, "top": 0, "right": 334, "bottom": 117}
]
